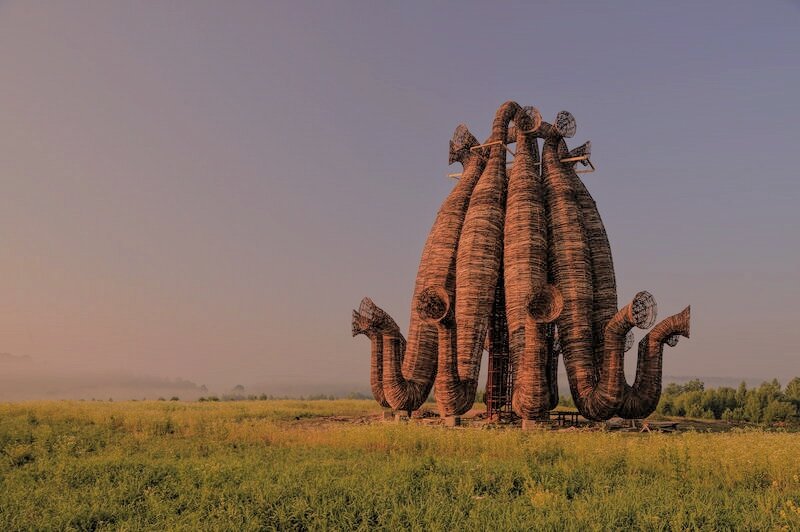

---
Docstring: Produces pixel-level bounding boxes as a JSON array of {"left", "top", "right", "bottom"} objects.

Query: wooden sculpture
[{"left": 352, "top": 101, "right": 690, "bottom": 422}]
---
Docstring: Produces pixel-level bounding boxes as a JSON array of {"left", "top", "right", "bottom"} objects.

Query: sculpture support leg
[{"left": 512, "top": 285, "right": 563, "bottom": 420}]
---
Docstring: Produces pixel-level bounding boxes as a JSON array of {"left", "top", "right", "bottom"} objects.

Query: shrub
[{"left": 763, "top": 400, "right": 797, "bottom": 424}]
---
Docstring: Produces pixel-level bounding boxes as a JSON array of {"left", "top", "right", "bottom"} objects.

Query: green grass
[{"left": 1, "top": 400, "right": 799, "bottom": 531}]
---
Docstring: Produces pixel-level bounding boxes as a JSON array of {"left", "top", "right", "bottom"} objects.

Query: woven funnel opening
[
  {"left": 527, "top": 285, "right": 563, "bottom": 323},
  {"left": 631, "top": 291, "right": 658, "bottom": 329},
  {"left": 521, "top": 106, "right": 542, "bottom": 132},
  {"left": 665, "top": 334, "right": 680, "bottom": 347},
  {"left": 555, "top": 110, "right": 576, "bottom": 138},
  {"left": 681, "top": 306, "right": 691, "bottom": 338},
  {"left": 351, "top": 310, "right": 363, "bottom": 337},
  {"left": 624, "top": 330, "right": 634, "bottom": 352},
  {"left": 416, "top": 286, "right": 450, "bottom": 323},
  {"left": 449, "top": 124, "right": 477, "bottom": 164},
  {"left": 358, "top": 297, "right": 377, "bottom": 323}
]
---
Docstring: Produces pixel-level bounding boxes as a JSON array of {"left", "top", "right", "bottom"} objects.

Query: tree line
[
  {"left": 656, "top": 377, "right": 800, "bottom": 423},
  {"left": 556, "top": 377, "right": 800, "bottom": 424}
]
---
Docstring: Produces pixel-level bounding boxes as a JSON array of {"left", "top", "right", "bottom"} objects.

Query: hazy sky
[{"left": 1, "top": 2, "right": 799, "bottom": 392}]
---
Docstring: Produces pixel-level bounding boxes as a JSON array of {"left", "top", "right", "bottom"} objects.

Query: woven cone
[
  {"left": 381, "top": 126, "right": 486, "bottom": 412},
  {"left": 500, "top": 104, "right": 560, "bottom": 420},
  {"left": 574, "top": 176, "right": 618, "bottom": 374},
  {"left": 436, "top": 102, "right": 517, "bottom": 416},
  {"left": 541, "top": 126, "right": 596, "bottom": 414}
]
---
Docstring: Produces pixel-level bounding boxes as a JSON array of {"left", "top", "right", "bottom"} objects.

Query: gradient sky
[{"left": 1, "top": 2, "right": 799, "bottom": 392}]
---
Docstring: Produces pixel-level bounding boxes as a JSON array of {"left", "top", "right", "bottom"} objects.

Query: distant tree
[
  {"left": 558, "top": 394, "right": 575, "bottom": 409},
  {"left": 686, "top": 403, "right": 705, "bottom": 419},
  {"left": 736, "top": 381, "right": 748, "bottom": 405},
  {"left": 763, "top": 400, "right": 796, "bottom": 424},
  {"left": 675, "top": 390, "right": 704, "bottom": 417},
  {"left": 344, "top": 392, "right": 371, "bottom": 399},
  {"left": 233, "top": 384, "right": 245, "bottom": 393},
  {"left": 785, "top": 377, "right": 800, "bottom": 405},
  {"left": 742, "top": 380, "right": 784, "bottom": 423},
  {"left": 683, "top": 379, "right": 705, "bottom": 393},
  {"left": 657, "top": 396, "right": 674, "bottom": 416},
  {"left": 170, "top": 396, "right": 179, "bottom": 401},
  {"left": 744, "top": 391, "right": 763, "bottom": 423},
  {"left": 702, "top": 387, "right": 737, "bottom": 419}
]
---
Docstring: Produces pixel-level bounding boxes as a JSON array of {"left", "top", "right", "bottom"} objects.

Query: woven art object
[{"left": 353, "top": 101, "right": 691, "bottom": 421}]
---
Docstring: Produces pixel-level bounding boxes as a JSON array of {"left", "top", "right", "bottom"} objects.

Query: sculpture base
[
  {"left": 444, "top": 416, "right": 461, "bottom": 427},
  {"left": 521, "top": 419, "right": 548, "bottom": 430},
  {"left": 381, "top": 409, "right": 395, "bottom": 421}
]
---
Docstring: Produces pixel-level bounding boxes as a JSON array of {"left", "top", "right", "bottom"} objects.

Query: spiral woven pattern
[{"left": 353, "top": 101, "right": 691, "bottom": 421}]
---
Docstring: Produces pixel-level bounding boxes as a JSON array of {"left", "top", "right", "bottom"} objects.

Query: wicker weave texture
[
  {"left": 353, "top": 101, "right": 691, "bottom": 421},
  {"left": 618, "top": 306, "right": 691, "bottom": 418},
  {"left": 433, "top": 103, "right": 515, "bottom": 415},
  {"left": 541, "top": 133, "right": 597, "bottom": 414}
]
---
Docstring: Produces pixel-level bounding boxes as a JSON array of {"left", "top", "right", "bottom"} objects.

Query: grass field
[{"left": 1, "top": 400, "right": 799, "bottom": 531}]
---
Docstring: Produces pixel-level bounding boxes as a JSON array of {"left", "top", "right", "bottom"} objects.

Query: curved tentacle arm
[
  {"left": 443, "top": 101, "right": 535, "bottom": 417},
  {"left": 352, "top": 305, "right": 390, "bottom": 408},
  {"left": 578, "top": 291, "right": 657, "bottom": 420},
  {"left": 433, "top": 318, "right": 476, "bottom": 417},
  {"left": 418, "top": 125, "right": 487, "bottom": 304},
  {"left": 453, "top": 102, "right": 520, "bottom": 388},
  {"left": 353, "top": 297, "right": 434, "bottom": 413},
  {"left": 418, "top": 288, "right": 476, "bottom": 416},
  {"left": 574, "top": 177, "right": 617, "bottom": 376},
  {"left": 618, "top": 306, "right": 691, "bottom": 419},
  {"left": 540, "top": 112, "right": 614, "bottom": 383},
  {"left": 511, "top": 285, "right": 563, "bottom": 420},
  {"left": 539, "top": 112, "right": 597, "bottom": 416},
  {"left": 383, "top": 335, "right": 429, "bottom": 414},
  {"left": 375, "top": 125, "right": 486, "bottom": 413},
  {"left": 504, "top": 104, "right": 546, "bottom": 386}
]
